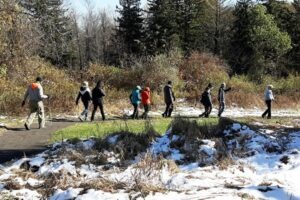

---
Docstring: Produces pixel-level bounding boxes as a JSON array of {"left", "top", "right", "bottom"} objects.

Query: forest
[{"left": 0, "top": 0, "right": 299, "bottom": 114}]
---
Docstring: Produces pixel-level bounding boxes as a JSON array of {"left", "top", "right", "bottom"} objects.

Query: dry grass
[{"left": 79, "top": 179, "right": 127, "bottom": 193}]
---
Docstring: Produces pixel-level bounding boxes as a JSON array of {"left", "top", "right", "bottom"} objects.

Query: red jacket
[{"left": 141, "top": 87, "right": 151, "bottom": 105}]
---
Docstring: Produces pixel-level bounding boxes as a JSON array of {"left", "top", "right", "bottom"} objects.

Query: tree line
[{"left": 0, "top": 0, "right": 299, "bottom": 80}]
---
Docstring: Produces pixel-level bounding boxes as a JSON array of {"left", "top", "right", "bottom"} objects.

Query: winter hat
[
  {"left": 82, "top": 81, "right": 89, "bottom": 88},
  {"left": 268, "top": 85, "right": 274, "bottom": 89},
  {"left": 136, "top": 85, "right": 142, "bottom": 90},
  {"left": 36, "top": 76, "right": 43, "bottom": 82}
]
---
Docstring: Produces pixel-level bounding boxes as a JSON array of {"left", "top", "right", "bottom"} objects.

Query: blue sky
[{"left": 65, "top": 0, "right": 147, "bottom": 15}]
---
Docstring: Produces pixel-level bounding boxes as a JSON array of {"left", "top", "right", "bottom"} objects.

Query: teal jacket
[{"left": 130, "top": 89, "right": 141, "bottom": 105}]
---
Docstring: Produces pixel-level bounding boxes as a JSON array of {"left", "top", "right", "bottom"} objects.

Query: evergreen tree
[
  {"left": 229, "top": 0, "right": 253, "bottom": 74},
  {"left": 116, "top": 0, "right": 144, "bottom": 58},
  {"left": 289, "top": 0, "right": 300, "bottom": 72},
  {"left": 247, "top": 5, "right": 291, "bottom": 78},
  {"left": 264, "top": 0, "right": 293, "bottom": 31},
  {"left": 145, "top": 0, "right": 176, "bottom": 55},
  {"left": 20, "top": 0, "right": 73, "bottom": 67}
]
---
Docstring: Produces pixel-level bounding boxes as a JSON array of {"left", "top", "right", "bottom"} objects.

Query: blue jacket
[{"left": 130, "top": 89, "right": 141, "bottom": 105}]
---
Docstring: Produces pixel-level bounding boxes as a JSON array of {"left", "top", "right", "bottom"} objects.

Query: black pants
[
  {"left": 132, "top": 103, "right": 139, "bottom": 119},
  {"left": 80, "top": 101, "right": 89, "bottom": 120},
  {"left": 91, "top": 101, "right": 105, "bottom": 121},
  {"left": 262, "top": 100, "right": 272, "bottom": 119},
  {"left": 218, "top": 102, "right": 225, "bottom": 117},
  {"left": 142, "top": 104, "right": 150, "bottom": 119},
  {"left": 199, "top": 103, "right": 212, "bottom": 118},
  {"left": 163, "top": 102, "right": 173, "bottom": 117}
]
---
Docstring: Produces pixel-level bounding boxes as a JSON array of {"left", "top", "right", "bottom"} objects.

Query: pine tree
[
  {"left": 229, "top": 0, "right": 253, "bottom": 74},
  {"left": 116, "top": 0, "right": 144, "bottom": 58},
  {"left": 145, "top": 0, "right": 181, "bottom": 55},
  {"left": 247, "top": 4, "right": 291, "bottom": 78},
  {"left": 289, "top": 0, "right": 300, "bottom": 71},
  {"left": 20, "top": 0, "right": 73, "bottom": 67}
]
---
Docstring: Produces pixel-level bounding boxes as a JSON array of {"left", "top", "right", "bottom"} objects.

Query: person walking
[
  {"left": 199, "top": 83, "right": 213, "bottom": 118},
  {"left": 91, "top": 80, "right": 106, "bottom": 121},
  {"left": 22, "top": 76, "right": 48, "bottom": 130},
  {"left": 262, "top": 85, "right": 275, "bottom": 119},
  {"left": 141, "top": 87, "right": 151, "bottom": 119},
  {"left": 129, "top": 86, "right": 142, "bottom": 119},
  {"left": 76, "top": 81, "right": 92, "bottom": 121},
  {"left": 217, "top": 82, "right": 231, "bottom": 117},
  {"left": 162, "top": 81, "right": 176, "bottom": 118}
]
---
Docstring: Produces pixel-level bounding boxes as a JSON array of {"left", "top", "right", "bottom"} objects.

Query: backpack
[{"left": 200, "top": 92, "right": 206, "bottom": 104}]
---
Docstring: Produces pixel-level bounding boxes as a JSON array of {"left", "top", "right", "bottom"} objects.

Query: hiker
[
  {"left": 162, "top": 81, "right": 176, "bottom": 118},
  {"left": 76, "top": 81, "right": 92, "bottom": 121},
  {"left": 262, "top": 85, "right": 275, "bottom": 119},
  {"left": 217, "top": 82, "right": 231, "bottom": 117},
  {"left": 91, "top": 80, "right": 106, "bottom": 121},
  {"left": 199, "top": 83, "right": 213, "bottom": 118},
  {"left": 22, "top": 76, "right": 48, "bottom": 130},
  {"left": 129, "top": 86, "right": 142, "bottom": 119},
  {"left": 141, "top": 87, "right": 151, "bottom": 119}
]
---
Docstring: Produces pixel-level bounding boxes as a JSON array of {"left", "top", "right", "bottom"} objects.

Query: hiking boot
[
  {"left": 24, "top": 123, "right": 30, "bottom": 130},
  {"left": 39, "top": 124, "right": 45, "bottom": 129}
]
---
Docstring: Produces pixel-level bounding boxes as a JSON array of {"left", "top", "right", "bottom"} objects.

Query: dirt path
[{"left": 0, "top": 120, "right": 74, "bottom": 164}]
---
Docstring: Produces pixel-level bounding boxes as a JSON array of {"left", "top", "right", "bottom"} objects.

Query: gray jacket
[
  {"left": 23, "top": 83, "right": 48, "bottom": 102},
  {"left": 264, "top": 89, "right": 274, "bottom": 101},
  {"left": 218, "top": 87, "right": 231, "bottom": 103}
]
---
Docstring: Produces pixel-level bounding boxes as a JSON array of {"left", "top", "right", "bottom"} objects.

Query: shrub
[{"left": 179, "top": 52, "right": 229, "bottom": 100}]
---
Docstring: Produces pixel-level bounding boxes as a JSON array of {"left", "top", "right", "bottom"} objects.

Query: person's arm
[
  {"left": 270, "top": 90, "right": 275, "bottom": 101},
  {"left": 22, "top": 87, "right": 29, "bottom": 106},
  {"left": 38, "top": 86, "right": 48, "bottom": 99},
  {"left": 171, "top": 88, "right": 175, "bottom": 101},
  {"left": 224, "top": 87, "right": 232, "bottom": 92},
  {"left": 88, "top": 89, "right": 92, "bottom": 101},
  {"left": 100, "top": 89, "right": 106, "bottom": 97},
  {"left": 76, "top": 92, "right": 81, "bottom": 105}
]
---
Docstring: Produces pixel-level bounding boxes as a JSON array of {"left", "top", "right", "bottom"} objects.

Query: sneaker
[
  {"left": 78, "top": 116, "right": 83, "bottom": 122},
  {"left": 24, "top": 123, "right": 30, "bottom": 130}
]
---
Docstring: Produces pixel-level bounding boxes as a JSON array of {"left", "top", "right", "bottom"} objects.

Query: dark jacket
[
  {"left": 164, "top": 84, "right": 175, "bottom": 104},
  {"left": 76, "top": 87, "right": 92, "bottom": 105},
  {"left": 92, "top": 87, "right": 105, "bottom": 104},
  {"left": 200, "top": 87, "right": 212, "bottom": 106}
]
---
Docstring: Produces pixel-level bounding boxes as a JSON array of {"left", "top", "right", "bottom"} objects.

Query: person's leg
[
  {"left": 99, "top": 102, "right": 105, "bottom": 121},
  {"left": 207, "top": 104, "right": 212, "bottom": 117},
  {"left": 132, "top": 104, "right": 137, "bottom": 119},
  {"left": 199, "top": 103, "right": 206, "bottom": 117},
  {"left": 25, "top": 101, "right": 38, "bottom": 129},
  {"left": 91, "top": 103, "right": 98, "bottom": 121},
  {"left": 167, "top": 103, "right": 173, "bottom": 117},
  {"left": 81, "top": 102, "right": 89, "bottom": 120},
  {"left": 218, "top": 102, "right": 225, "bottom": 117},
  {"left": 37, "top": 101, "right": 45, "bottom": 128},
  {"left": 144, "top": 104, "right": 150, "bottom": 119},
  {"left": 267, "top": 100, "right": 272, "bottom": 119},
  {"left": 204, "top": 105, "right": 210, "bottom": 118},
  {"left": 163, "top": 103, "right": 170, "bottom": 117},
  {"left": 262, "top": 100, "right": 269, "bottom": 118}
]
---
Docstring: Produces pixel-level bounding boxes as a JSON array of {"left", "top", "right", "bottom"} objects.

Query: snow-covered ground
[{"left": 0, "top": 120, "right": 299, "bottom": 200}]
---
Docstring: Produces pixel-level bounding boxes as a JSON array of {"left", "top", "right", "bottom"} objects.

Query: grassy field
[{"left": 52, "top": 117, "right": 220, "bottom": 142}]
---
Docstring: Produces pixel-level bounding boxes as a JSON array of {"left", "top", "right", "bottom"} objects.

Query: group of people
[
  {"left": 21, "top": 76, "right": 275, "bottom": 130},
  {"left": 199, "top": 82, "right": 232, "bottom": 118}
]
